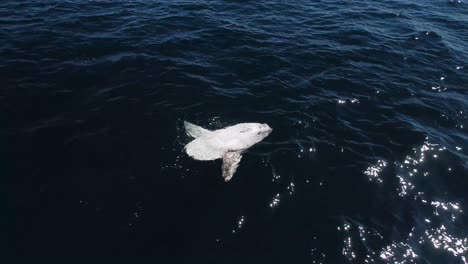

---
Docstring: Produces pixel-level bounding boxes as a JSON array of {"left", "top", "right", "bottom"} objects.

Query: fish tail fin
[{"left": 184, "top": 121, "right": 210, "bottom": 138}]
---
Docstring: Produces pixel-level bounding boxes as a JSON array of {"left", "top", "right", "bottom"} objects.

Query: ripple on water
[{"left": 1, "top": 0, "right": 467, "bottom": 262}]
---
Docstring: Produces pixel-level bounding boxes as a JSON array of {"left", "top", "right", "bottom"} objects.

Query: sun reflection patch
[
  {"left": 349, "top": 139, "right": 468, "bottom": 263},
  {"left": 424, "top": 225, "right": 467, "bottom": 260},
  {"left": 364, "top": 159, "right": 387, "bottom": 183},
  {"left": 269, "top": 193, "right": 281, "bottom": 208}
]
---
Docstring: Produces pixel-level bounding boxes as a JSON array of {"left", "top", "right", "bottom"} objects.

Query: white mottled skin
[{"left": 184, "top": 121, "right": 272, "bottom": 181}]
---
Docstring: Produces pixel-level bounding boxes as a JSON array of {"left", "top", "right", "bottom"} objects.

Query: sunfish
[{"left": 184, "top": 121, "right": 272, "bottom": 181}]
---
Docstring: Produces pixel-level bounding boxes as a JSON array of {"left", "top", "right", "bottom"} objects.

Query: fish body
[{"left": 184, "top": 121, "right": 272, "bottom": 181}]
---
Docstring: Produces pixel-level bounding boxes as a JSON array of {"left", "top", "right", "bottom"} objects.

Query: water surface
[{"left": 2, "top": 0, "right": 467, "bottom": 263}]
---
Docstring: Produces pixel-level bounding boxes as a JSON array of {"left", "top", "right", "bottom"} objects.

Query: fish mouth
[{"left": 263, "top": 124, "right": 273, "bottom": 133}]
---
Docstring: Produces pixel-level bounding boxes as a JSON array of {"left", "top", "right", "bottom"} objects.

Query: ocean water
[{"left": 2, "top": 0, "right": 467, "bottom": 262}]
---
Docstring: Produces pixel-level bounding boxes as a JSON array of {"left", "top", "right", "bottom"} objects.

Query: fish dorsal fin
[
  {"left": 184, "top": 121, "right": 210, "bottom": 138},
  {"left": 222, "top": 152, "right": 243, "bottom": 182}
]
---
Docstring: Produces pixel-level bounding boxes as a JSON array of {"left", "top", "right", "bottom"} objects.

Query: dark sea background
[{"left": 2, "top": 0, "right": 468, "bottom": 263}]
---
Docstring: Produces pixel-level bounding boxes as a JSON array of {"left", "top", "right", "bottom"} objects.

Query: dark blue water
[{"left": 2, "top": 0, "right": 468, "bottom": 262}]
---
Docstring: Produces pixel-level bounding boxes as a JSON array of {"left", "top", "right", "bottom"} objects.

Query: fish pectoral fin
[{"left": 222, "top": 152, "right": 242, "bottom": 182}]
